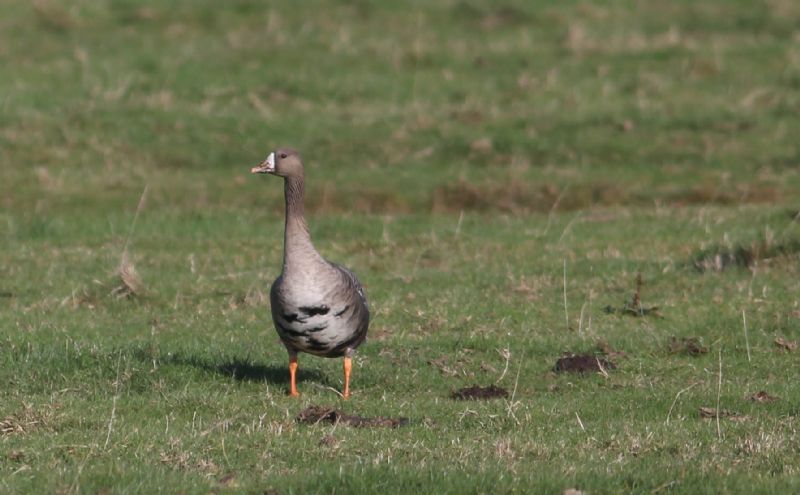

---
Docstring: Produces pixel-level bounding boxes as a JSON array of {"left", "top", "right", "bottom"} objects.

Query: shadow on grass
[
  {"left": 132, "top": 348, "right": 327, "bottom": 386},
  {"left": 125, "top": 347, "right": 328, "bottom": 386}
]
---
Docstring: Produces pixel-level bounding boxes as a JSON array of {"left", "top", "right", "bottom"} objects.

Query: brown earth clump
[
  {"left": 553, "top": 354, "right": 616, "bottom": 374},
  {"left": 667, "top": 337, "right": 709, "bottom": 356}
]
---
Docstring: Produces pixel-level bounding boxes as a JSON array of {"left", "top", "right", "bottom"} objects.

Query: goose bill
[{"left": 251, "top": 152, "right": 275, "bottom": 174}]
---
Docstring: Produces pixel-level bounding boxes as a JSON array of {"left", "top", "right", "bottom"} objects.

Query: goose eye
[{"left": 280, "top": 153, "right": 287, "bottom": 159}]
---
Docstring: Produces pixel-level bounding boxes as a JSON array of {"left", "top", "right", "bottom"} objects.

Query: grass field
[{"left": 2, "top": 0, "right": 800, "bottom": 493}]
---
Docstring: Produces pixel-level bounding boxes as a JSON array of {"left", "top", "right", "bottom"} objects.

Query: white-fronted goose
[{"left": 251, "top": 148, "right": 369, "bottom": 398}]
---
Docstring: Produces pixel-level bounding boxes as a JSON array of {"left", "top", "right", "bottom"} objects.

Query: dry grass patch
[
  {"left": 1, "top": 403, "right": 57, "bottom": 436},
  {"left": 692, "top": 236, "right": 800, "bottom": 272},
  {"left": 432, "top": 179, "right": 631, "bottom": 214},
  {"left": 432, "top": 179, "right": 788, "bottom": 214},
  {"left": 296, "top": 406, "right": 409, "bottom": 428}
]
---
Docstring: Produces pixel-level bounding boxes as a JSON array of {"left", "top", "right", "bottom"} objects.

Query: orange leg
[
  {"left": 343, "top": 356, "right": 352, "bottom": 399},
  {"left": 288, "top": 355, "right": 299, "bottom": 397}
]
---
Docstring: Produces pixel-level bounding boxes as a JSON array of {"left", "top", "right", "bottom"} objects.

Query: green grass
[{"left": 2, "top": 0, "right": 800, "bottom": 493}]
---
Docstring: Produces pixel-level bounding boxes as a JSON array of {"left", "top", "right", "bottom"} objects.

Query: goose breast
[{"left": 270, "top": 264, "right": 369, "bottom": 358}]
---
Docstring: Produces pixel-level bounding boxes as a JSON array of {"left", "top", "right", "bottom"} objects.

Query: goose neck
[{"left": 283, "top": 176, "right": 320, "bottom": 270}]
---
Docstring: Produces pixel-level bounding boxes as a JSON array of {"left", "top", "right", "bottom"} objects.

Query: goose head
[{"left": 251, "top": 148, "right": 303, "bottom": 178}]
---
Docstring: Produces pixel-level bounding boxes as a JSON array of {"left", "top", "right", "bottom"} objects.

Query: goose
[{"left": 251, "top": 148, "right": 369, "bottom": 398}]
